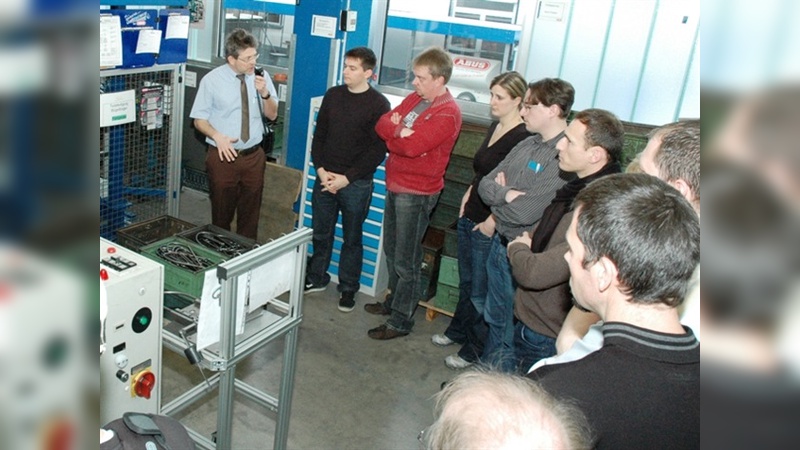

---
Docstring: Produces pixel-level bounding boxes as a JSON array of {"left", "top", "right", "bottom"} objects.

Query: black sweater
[
  {"left": 311, "top": 84, "right": 390, "bottom": 182},
  {"left": 529, "top": 322, "right": 700, "bottom": 449}
]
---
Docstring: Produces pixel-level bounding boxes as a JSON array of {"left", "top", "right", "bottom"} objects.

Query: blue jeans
[
  {"left": 482, "top": 234, "right": 517, "bottom": 372},
  {"left": 307, "top": 177, "right": 373, "bottom": 294},
  {"left": 384, "top": 191, "right": 439, "bottom": 333},
  {"left": 445, "top": 216, "right": 492, "bottom": 362},
  {"left": 513, "top": 321, "right": 556, "bottom": 374}
]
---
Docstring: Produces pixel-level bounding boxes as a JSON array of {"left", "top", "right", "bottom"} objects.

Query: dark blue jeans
[
  {"left": 482, "top": 234, "right": 517, "bottom": 372},
  {"left": 445, "top": 216, "right": 492, "bottom": 362},
  {"left": 384, "top": 191, "right": 439, "bottom": 333},
  {"left": 512, "top": 321, "right": 557, "bottom": 374},
  {"left": 307, "top": 177, "right": 373, "bottom": 294}
]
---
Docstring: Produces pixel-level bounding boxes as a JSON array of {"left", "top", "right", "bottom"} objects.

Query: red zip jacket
[{"left": 375, "top": 89, "right": 462, "bottom": 195}]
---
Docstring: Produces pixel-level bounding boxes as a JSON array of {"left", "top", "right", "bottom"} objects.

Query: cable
[
  {"left": 179, "top": 328, "right": 212, "bottom": 391},
  {"left": 155, "top": 242, "right": 215, "bottom": 271},
  {"left": 193, "top": 230, "right": 255, "bottom": 258}
]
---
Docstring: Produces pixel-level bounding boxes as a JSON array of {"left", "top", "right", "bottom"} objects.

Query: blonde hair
[
  {"left": 413, "top": 47, "right": 454, "bottom": 83},
  {"left": 425, "top": 369, "right": 592, "bottom": 449}
]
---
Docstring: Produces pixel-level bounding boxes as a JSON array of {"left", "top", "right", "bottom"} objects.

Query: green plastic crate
[
  {"left": 116, "top": 215, "right": 197, "bottom": 252},
  {"left": 622, "top": 133, "right": 649, "bottom": 167},
  {"left": 419, "top": 272, "right": 438, "bottom": 301},
  {"left": 444, "top": 155, "right": 474, "bottom": 185},
  {"left": 452, "top": 127, "right": 486, "bottom": 159},
  {"left": 430, "top": 204, "right": 459, "bottom": 230},
  {"left": 421, "top": 227, "right": 443, "bottom": 279},
  {"left": 177, "top": 224, "right": 258, "bottom": 258},
  {"left": 141, "top": 237, "right": 227, "bottom": 299},
  {"left": 439, "top": 180, "right": 469, "bottom": 209},
  {"left": 438, "top": 255, "right": 459, "bottom": 288},
  {"left": 434, "top": 283, "right": 459, "bottom": 313},
  {"left": 443, "top": 220, "right": 458, "bottom": 258}
]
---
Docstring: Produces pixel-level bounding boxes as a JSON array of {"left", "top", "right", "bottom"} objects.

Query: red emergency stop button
[{"left": 133, "top": 371, "right": 156, "bottom": 399}]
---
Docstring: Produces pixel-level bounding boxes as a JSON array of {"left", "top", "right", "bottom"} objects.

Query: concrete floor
[{"left": 164, "top": 188, "right": 458, "bottom": 449}]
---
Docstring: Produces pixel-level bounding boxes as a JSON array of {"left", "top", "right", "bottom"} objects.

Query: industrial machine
[{"left": 100, "top": 238, "right": 164, "bottom": 425}]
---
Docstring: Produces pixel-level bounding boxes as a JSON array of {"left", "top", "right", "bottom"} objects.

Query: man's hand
[
  {"left": 255, "top": 72, "right": 268, "bottom": 98},
  {"left": 474, "top": 215, "right": 496, "bottom": 238},
  {"left": 494, "top": 171, "right": 525, "bottom": 202},
  {"left": 400, "top": 127, "right": 415, "bottom": 138},
  {"left": 316, "top": 167, "right": 334, "bottom": 184},
  {"left": 508, "top": 231, "right": 533, "bottom": 255},
  {"left": 322, "top": 172, "right": 350, "bottom": 194},
  {"left": 390, "top": 112, "right": 402, "bottom": 125},
  {"left": 505, "top": 189, "right": 524, "bottom": 203},
  {"left": 213, "top": 133, "right": 239, "bottom": 162}
]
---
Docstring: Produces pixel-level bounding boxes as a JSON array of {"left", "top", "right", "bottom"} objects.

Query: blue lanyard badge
[{"left": 528, "top": 160, "right": 543, "bottom": 173}]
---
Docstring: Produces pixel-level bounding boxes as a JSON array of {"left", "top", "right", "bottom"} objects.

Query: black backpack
[{"left": 101, "top": 412, "right": 195, "bottom": 450}]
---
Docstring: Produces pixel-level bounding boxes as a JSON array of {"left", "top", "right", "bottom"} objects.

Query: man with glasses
[
  {"left": 473, "top": 78, "right": 573, "bottom": 371},
  {"left": 190, "top": 28, "right": 278, "bottom": 240}
]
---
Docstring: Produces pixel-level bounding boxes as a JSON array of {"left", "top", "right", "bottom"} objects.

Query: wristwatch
[{"left": 261, "top": 92, "right": 271, "bottom": 100}]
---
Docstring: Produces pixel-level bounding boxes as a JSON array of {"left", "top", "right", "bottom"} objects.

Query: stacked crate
[
  {"left": 116, "top": 216, "right": 259, "bottom": 299},
  {"left": 116, "top": 215, "right": 197, "bottom": 252},
  {"left": 421, "top": 125, "right": 487, "bottom": 314}
]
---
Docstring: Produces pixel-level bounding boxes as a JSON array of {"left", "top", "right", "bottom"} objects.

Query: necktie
[{"left": 237, "top": 74, "right": 250, "bottom": 143}]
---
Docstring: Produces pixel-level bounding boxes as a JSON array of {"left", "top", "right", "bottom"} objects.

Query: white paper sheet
[
  {"left": 100, "top": 90, "right": 136, "bottom": 127},
  {"left": 100, "top": 15, "right": 123, "bottom": 67},
  {"left": 196, "top": 269, "right": 248, "bottom": 351},
  {"left": 246, "top": 251, "right": 295, "bottom": 313},
  {"left": 166, "top": 15, "right": 190, "bottom": 39},
  {"left": 136, "top": 29, "right": 162, "bottom": 54}
]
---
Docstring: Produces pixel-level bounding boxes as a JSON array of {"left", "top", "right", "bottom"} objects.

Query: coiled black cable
[
  {"left": 193, "top": 230, "right": 254, "bottom": 257},
  {"left": 155, "top": 242, "right": 215, "bottom": 272}
]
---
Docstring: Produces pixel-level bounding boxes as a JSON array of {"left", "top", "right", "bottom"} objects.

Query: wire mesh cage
[{"left": 100, "top": 65, "right": 183, "bottom": 241}]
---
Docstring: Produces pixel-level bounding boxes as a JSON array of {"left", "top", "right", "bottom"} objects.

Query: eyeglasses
[{"left": 237, "top": 53, "right": 260, "bottom": 63}]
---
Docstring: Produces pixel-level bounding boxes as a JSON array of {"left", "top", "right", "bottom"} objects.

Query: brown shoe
[
  {"left": 368, "top": 324, "right": 409, "bottom": 340},
  {"left": 364, "top": 301, "right": 390, "bottom": 315}
]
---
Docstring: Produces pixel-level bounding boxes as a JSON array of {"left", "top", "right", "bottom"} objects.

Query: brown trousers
[{"left": 205, "top": 146, "right": 265, "bottom": 240}]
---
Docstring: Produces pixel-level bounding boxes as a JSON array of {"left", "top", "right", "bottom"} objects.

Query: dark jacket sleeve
[{"left": 507, "top": 213, "right": 572, "bottom": 290}]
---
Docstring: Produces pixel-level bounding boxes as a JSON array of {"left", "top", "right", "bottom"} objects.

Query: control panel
[{"left": 100, "top": 238, "right": 163, "bottom": 425}]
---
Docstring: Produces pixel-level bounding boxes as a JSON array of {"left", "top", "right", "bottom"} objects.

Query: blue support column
[
  {"left": 344, "top": 0, "right": 376, "bottom": 49},
  {"left": 283, "top": 0, "right": 346, "bottom": 171}
]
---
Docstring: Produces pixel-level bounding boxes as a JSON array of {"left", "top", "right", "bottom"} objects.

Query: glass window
[
  {"left": 379, "top": 0, "right": 522, "bottom": 107},
  {"left": 223, "top": 9, "right": 293, "bottom": 70}
]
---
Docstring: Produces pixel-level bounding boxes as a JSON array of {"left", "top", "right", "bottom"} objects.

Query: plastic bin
[
  {"left": 117, "top": 215, "right": 197, "bottom": 252},
  {"left": 141, "top": 237, "right": 227, "bottom": 299}
]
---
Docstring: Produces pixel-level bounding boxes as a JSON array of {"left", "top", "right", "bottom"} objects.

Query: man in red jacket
[{"left": 365, "top": 46, "right": 462, "bottom": 339}]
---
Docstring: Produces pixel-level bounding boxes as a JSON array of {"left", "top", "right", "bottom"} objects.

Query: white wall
[{"left": 523, "top": 0, "right": 700, "bottom": 124}]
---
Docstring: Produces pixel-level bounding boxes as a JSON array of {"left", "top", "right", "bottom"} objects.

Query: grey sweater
[{"left": 478, "top": 133, "right": 569, "bottom": 239}]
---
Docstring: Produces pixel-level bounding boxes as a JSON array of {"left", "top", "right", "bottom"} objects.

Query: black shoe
[
  {"left": 367, "top": 324, "right": 409, "bottom": 340},
  {"left": 338, "top": 291, "right": 355, "bottom": 313},
  {"left": 304, "top": 280, "right": 328, "bottom": 294},
  {"left": 364, "top": 301, "right": 390, "bottom": 315}
]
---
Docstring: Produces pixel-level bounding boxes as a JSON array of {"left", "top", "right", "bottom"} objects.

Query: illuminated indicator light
[
  {"left": 100, "top": 269, "right": 109, "bottom": 280},
  {"left": 107, "top": 247, "right": 116, "bottom": 253}
]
